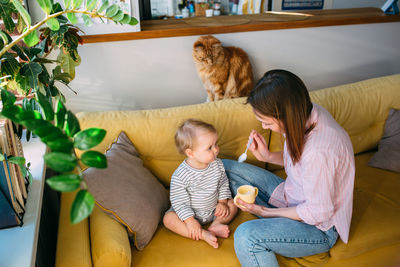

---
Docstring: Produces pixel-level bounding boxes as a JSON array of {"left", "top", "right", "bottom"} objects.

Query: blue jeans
[{"left": 222, "top": 159, "right": 338, "bottom": 267}]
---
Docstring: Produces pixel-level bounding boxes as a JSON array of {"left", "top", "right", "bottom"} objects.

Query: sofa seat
[
  {"left": 330, "top": 152, "right": 400, "bottom": 260},
  {"left": 131, "top": 210, "right": 331, "bottom": 267}
]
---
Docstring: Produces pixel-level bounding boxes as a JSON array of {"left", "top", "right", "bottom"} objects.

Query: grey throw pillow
[
  {"left": 368, "top": 108, "right": 400, "bottom": 173},
  {"left": 84, "top": 131, "right": 169, "bottom": 250}
]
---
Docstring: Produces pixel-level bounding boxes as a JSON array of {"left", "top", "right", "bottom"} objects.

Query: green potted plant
[{"left": 0, "top": 0, "right": 138, "bottom": 224}]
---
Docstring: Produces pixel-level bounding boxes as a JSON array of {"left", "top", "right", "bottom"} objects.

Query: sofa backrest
[
  {"left": 76, "top": 98, "right": 268, "bottom": 187},
  {"left": 77, "top": 74, "right": 400, "bottom": 186},
  {"left": 269, "top": 74, "right": 400, "bottom": 156}
]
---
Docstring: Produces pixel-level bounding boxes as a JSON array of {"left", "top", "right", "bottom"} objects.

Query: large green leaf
[
  {"left": 15, "top": 110, "right": 42, "bottom": 121},
  {"left": 36, "top": 125, "right": 64, "bottom": 143},
  {"left": 105, "top": 4, "right": 118, "bottom": 17},
  {"left": 11, "top": 0, "right": 31, "bottom": 27},
  {"left": 11, "top": 45, "right": 28, "bottom": 61},
  {"left": 70, "top": 189, "right": 94, "bottom": 224},
  {"left": 112, "top": 10, "right": 124, "bottom": 22},
  {"left": 21, "top": 118, "right": 48, "bottom": 132},
  {"left": 23, "top": 30, "right": 40, "bottom": 47},
  {"left": 0, "top": 2, "right": 16, "bottom": 33},
  {"left": 66, "top": 12, "right": 78, "bottom": 24},
  {"left": 1, "top": 105, "right": 23, "bottom": 122},
  {"left": 97, "top": 0, "right": 108, "bottom": 13},
  {"left": 57, "top": 50, "right": 81, "bottom": 80},
  {"left": 36, "top": 0, "right": 52, "bottom": 14},
  {"left": 7, "top": 156, "right": 25, "bottom": 165},
  {"left": 20, "top": 62, "right": 42, "bottom": 90},
  {"left": 0, "top": 30, "right": 8, "bottom": 45},
  {"left": 64, "top": 111, "right": 80, "bottom": 137},
  {"left": 55, "top": 98, "right": 66, "bottom": 129},
  {"left": 128, "top": 17, "right": 138, "bottom": 26},
  {"left": 46, "top": 17, "right": 60, "bottom": 31},
  {"left": 36, "top": 91, "right": 54, "bottom": 121},
  {"left": 72, "top": 0, "right": 83, "bottom": 9},
  {"left": 73, "top": 128, "right": 106, "bottom": 150},
  {"left": 80, "top": 150, "right": 107, "bottom": 168},
  {"left": 1, "top": 89, "right": 16, "bottom": 106},
  {"left": 44, "top": 152, "right": 77, "bottom": 172},
  {"left": 120, "top": 14, "right": 131, "bottom": 24},
  {"left": 23, "top": 47, "right": 41, "bottom": 59},
  {"left": 38, "top": 63, "right": 50, "bottom": 85},
  {"left": 82, "top": 14, "right": 92, "bottom": 27},
  {"left": 1, "top": 52, "right": 20, "bottom": 77},
  {"left": 46, "top": 174, "right": 81, "bottom": 192},
  {"left": 86, "top": 0, "right": 97, "bottom": 11},
  {"left": 47, "top": 138, "right": 74, "bottom": 153},
  {"left": 64, "top": 0, "right": 72, "bottom": 8}
]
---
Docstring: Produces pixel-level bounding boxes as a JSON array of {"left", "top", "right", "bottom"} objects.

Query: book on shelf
[
  {"left": 0, "top": 162, "right": 22, "bottom": 229},
  {"left": 0, "top": 118, "right": 26, "bottom": 229}
]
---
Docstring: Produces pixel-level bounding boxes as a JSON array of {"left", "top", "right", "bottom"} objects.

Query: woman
[{"left": 223, "top": 69, "right": 355, "bottom": 267}]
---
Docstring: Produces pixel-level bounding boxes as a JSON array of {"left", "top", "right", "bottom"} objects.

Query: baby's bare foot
[
  {"left": 208, "top": 223, "right": 230, "bottom": 238},
  {"left": 202, "top": 230, "right": 219, "bottom": 248}
]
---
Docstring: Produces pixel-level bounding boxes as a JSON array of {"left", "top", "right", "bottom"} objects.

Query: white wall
[{"left": 61, "top": 22, "right": 400, "bottom": 112}]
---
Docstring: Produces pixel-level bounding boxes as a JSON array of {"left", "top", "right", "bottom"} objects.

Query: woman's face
[{"left": 253, "top": 110, "right": 284, "bottom": 134}]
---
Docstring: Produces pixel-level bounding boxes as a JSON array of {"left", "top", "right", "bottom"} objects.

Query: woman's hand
[
  {"left": 235, "top": 199, "right": 302, "bottom": 221},
  {"left": 235, "top": 198, "right": 267, "bottom": 217},
  {"left": 184, "top": 217, "right": 202, "bottom": 240},
  {"left": 249, "top": 130, "right": 270, "bottom": 162}
]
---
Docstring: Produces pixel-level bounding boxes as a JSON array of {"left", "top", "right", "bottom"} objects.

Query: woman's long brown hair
[{"left": 247, "top": 70, "right": 314, "bottom": 165}]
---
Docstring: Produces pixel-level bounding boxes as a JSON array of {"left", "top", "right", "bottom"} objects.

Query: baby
[{"left": 163, "top": 119, "right": 237, "bottom": 248}]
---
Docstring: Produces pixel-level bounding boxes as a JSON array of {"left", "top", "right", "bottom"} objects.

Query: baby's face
[{"left": 191, "top": 130, "right": 219, "bottom": 164}]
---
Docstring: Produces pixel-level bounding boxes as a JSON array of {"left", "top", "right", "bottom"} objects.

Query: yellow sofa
[{"left": 56, "top": 74, "right": 400, "bottom": 267}]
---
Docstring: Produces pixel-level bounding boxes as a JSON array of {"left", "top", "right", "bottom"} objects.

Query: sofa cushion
[
  {"left": 329, "top": 152, "right": 400, "bottom": 259},
  {"left": 84, "top": 132, "right": 169, "bottom": 250},
  {"left": 76, "top": 98, "right": 269, "bottom": 186},
  {"left": 131, "top": 211, "right": 329, "bottom": 267},
  {"left": 368, "top": 108, "right": 400, "bottom": 173},
  {"left": 90, "top": 206, "right": 131, "bottom": 267},
  {"left": 268, "top": 74, "right": 400, "bottom": 158}
]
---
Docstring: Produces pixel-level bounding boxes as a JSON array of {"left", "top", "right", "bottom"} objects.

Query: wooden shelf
[{"left": 81, "top": 8, "right": 400, "bottom": 44}]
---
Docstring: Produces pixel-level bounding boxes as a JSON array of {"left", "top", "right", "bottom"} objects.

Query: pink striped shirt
[{"left": 268, "top": 104, "right": 355, "bottom": 243}]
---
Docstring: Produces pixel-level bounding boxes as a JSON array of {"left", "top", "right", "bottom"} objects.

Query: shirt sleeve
[
  {"left": 296, "top": 150, "right": 337, "bottom": 226},
  {"left": 217, "top": 160, "right": 232, "bottom": 200},
  {"left": 170, "top": 175, "right": 195, "bottom": 221}
]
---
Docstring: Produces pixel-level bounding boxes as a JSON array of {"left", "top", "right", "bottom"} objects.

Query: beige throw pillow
[
  {"left": 368, "top": 109, "right": 400, "bottom": 173},
  {"left": 84, "top": 131, "right": 169, "bottom": 250}
]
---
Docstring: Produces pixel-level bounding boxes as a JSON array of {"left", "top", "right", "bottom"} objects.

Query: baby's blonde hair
[{"left": 175, "top": 119, "right": 217, "bottom": 155}]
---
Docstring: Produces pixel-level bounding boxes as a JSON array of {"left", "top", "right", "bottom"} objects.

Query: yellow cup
[{"left": 234, "top": 185, "right": 258, "bottom": 207}]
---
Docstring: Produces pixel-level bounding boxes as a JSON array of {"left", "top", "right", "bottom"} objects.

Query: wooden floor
[{"left": 82, "top": 8, "right": 400, "bottom": 43}]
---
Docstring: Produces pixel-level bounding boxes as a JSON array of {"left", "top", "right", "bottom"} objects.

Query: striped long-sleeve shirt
[
  {"left": 268, "top": 104, "right": 355, "bottom": 244},
  {"left": 170, "top": 158, "right": 232, "bottom": 222}
]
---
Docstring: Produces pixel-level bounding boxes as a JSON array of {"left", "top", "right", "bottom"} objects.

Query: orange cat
[{"left": 193, "top": 35, "right": 254, "bottom": 101}]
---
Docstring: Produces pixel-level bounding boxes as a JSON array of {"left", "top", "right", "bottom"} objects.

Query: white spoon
[{"left": 238, "top": 138, "right": 253, "bottom": 163}]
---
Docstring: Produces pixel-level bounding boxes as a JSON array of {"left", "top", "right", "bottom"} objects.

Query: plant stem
[{"left": 0, "top": 9, "right": 110, "bottom": 58}]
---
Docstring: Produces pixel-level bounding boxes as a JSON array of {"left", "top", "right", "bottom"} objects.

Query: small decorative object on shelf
[
  {"left": 195, "top": 0, "right": 210, "bottom": 16},
  {"left": 381, "top": 0, "right": 399, "bottom": 14}
]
